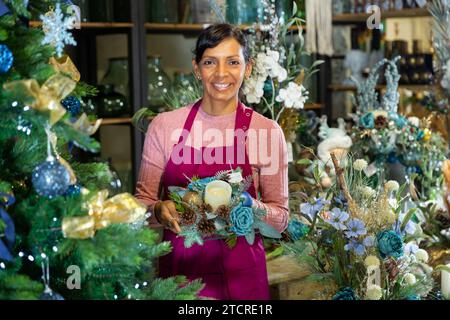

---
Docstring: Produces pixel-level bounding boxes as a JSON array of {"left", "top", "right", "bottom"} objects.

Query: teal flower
[
  {"left": 187, "top": 177, "right": 215, "bottom": 191},
  {"left": 377, "top": 230, "right": 404, "bottom": 259},
  {"left": 287, "top": 220, "right": 309, "bottom": 241},
  {"left": 388, "top": 112, "right": 408, "bottom": 128},
  {"left": 332, "top": 287, "right": 359, "bottom": 300},
  {"left": 230, "top": 204, "right": 254, "bottom": 236},
  {"left": 416, "top": 130, "right": 425, "bottom": 141},
  {"left": 359, "top": 112, "right": 375, "bottom": 129}
]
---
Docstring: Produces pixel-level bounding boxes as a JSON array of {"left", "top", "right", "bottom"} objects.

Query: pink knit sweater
[{"left": 135, "top": 103, "right": 289, "bottom": 233}]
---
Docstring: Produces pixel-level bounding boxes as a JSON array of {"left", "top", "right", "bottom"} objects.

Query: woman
[{"left": 135, "top": 24, "right": 289, "bottom": 300}]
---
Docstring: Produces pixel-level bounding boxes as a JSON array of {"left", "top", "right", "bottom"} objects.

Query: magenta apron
[{"left": 159, "top": 99, "right": 270, "bottom": 300}]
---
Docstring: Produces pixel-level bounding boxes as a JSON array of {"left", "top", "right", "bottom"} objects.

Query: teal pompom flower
[{"left": 376, "top": 230, "right": 403, "bottom": 259}]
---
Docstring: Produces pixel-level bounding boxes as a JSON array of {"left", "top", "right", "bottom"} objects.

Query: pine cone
[
  {"left": 374, "top": 115, "right": 388, "bottom": 129},
  {"left": 180, "top": 207, "right": 196, "bottom": 226},
  {"left": 385, "top": 258, "right": 400, "bottom": 281},
  {"left": 216, "top": 205, "right": 230, "bottom": 220},
  {"left": 435, "top": 209, "right": 450, "bottom": 228},
  {"left": 197, "top": 216, "right": 216, "bottom": 236},
  {"left": 199, "top": 203, "right": 213, "bottom": 214}
]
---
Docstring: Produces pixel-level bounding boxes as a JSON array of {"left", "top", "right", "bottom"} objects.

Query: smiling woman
[{"left": 135, "top": 23, "right": 289, "bottom": 300}]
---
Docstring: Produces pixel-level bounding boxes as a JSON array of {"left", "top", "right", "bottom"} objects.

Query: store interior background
[{"left": 65, "top": 1, "right": 436, "bottom": 195}]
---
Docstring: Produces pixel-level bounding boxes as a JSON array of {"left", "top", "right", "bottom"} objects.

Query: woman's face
[{"left": 193, "top": 37, "right": 252, "bottom": 105}]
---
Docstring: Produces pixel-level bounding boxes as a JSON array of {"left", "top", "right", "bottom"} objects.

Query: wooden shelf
[
  {"left": 328, "top": 84, "right": 434, "bottom": 92},
  {"left": 333, "top": 7, "right": 430, "bottom": 23},
  {"left": 99, "top": 117, "right": 133, "bottom": 125},
  {"left": 304, "top": 103, "right": 323, "bottom": 110},
  {"left": 29, "top": 21, "right": 134, "bottom": 29},
  {"left": 145, "top": 23, "right": 303, "bottom": 33}
]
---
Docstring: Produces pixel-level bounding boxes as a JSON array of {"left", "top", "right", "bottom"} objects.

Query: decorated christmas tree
[{"left": 0, "top": 0, "right": 202, "bottom": 300}]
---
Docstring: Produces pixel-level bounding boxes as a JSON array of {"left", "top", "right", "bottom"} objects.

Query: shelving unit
[
  {"left": 328, "top": 84, "right": 434, "bottom": 92},
  {"left": 145, "top": 23, "right": 304, "bottom": 33},
  {"left": 332, "top": 7, "right": 430, "bottom": 23},
  {"left": 322, "top": 5, "right": 433, "bottom": 120}
]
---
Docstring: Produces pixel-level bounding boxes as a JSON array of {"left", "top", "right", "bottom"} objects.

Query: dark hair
[{"left": 194, "top": 23, "right": 250, "bottom": 63}]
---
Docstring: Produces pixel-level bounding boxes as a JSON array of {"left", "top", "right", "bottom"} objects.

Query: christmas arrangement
[
  {"left": 284, "top": 153, "right": 441, "bottom": 300},
  {"left": 169, "top": 168, "right": 282, "bottom": 248}
]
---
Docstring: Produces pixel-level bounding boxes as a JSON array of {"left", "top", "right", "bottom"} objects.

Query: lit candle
[
  {"left": 442, "top": 263, "right": 450, "bottom": 299},
  {"left": 204, "top": 180, "right": 232, "bottom": 212}
]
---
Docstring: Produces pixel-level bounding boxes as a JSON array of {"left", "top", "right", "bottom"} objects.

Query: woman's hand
[{"left": 154, "top": 200, "right": 181, "bottom": 234}]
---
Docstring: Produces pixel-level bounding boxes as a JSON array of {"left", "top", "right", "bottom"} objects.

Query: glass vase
[
  {"left": 190, "top": 0, "right": 225, "bottom": 23},
  {"left": 226, "top": 0, "right": 261, "bottom": 24},
  {"left": 89, "top": 0, "right": 114, "bottom": 22},
  {"left": 147, "top": 55, "right": 172, "bottom": 112},
  {"left": 147, "top": 0, "right": 178, "bottom": 23},
  {"left": 113, "top": 0, "right": 130, "bottom": 22},
  {"left": 96, "top": 84, "right": 129, "bottom": 117},
  {"left": 71, "top": 0, "right": 90, "bottom": 22},
  {"left": 100, "top": 57, "right": 129, "bottom": 104}
]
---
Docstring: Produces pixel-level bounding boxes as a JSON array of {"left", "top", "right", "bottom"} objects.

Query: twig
[{"left": 330, "top": 152, "right": 353, "bottom": 204}]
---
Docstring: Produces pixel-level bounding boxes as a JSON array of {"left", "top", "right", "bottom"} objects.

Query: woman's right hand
[{"left": 154, "top": 200, "right": 181, "bottom": 234}]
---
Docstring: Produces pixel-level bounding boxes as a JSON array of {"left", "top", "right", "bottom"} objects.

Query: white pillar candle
[
  {"left": 442, "top": 263, "right": 450, "bottom": 299},
  {"left": 204, "top": 180, "right": 232, "bottom": 212}
]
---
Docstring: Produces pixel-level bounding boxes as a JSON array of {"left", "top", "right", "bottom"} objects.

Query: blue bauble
[
  {"left": 0, "top": 44, "right": 13, "bottom": 73},
  {"left": 65, "top": 184, "right": 81, "bottom": 196},
  {"left": 32, "top": 159, "right": 71, "bottom": 198},
  {"left": 239, "top": 191, "right": 253, "bottom": 207},
  {"left": 61, "top": 96, "right": 81, "bottom": 117},
  {"left": 0, "top": 44, "right": 14, "bottom": 73},
  {"left": 39, "top": 287, "right": 64, "bottom": 300}
]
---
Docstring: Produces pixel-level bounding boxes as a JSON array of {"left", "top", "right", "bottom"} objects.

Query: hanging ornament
[
  {"left": 0, "top": 44, "right": 13, "bottom": 73},
  {"left": 31, "top": 124, "right": 71, "bottom": 198},
  {"left": 0, "top": 192, "right": 15, "bottom": 262},
  {"left": 39, "top": 257, "right": 64, "bottom": 300},
  {"left": 32, "top": 159, "right": 71, "bottom": 198},
  {"left": 61, "top": 95, "right": 81, "bottom": 117},
  {"left": 40, "top": 3, "right": 77, "bottom": 57},
  {"left": 65, "top": 184, "right": 81, "bottom": 197}
]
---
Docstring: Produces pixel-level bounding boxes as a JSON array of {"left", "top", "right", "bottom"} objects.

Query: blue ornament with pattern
[
  {"left": 239, "top": 191, "right": 253, "bottom": 207},
  {"left": 0, "top": 44, "right": 13, "bottom": 73},
  {"left": 32, "top": 158, "right": 71, "bottom": 198},
  {"left": 65, "top": 184, "right": 81, "bottom": 197},
  {"left": 61, "top": 96, "right": 81, "bottom": 117}
]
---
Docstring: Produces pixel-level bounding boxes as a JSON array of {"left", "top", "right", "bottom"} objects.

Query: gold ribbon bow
[
  {"left": 69, "top": 113, "right": 102, "bottom": 136},
  {"left": 49, "top": 55, "right": 81, "bottom": 82},
  {"left": 62, "top": 190, "right": 147, "bottom": 239},
  {"left": 3, "top": 74, "right": 76, "bottom": 125}
]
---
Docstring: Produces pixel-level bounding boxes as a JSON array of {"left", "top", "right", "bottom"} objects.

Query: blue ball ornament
[
  {"left": 61, "top": 96, "right": 81, "bottom": 117},
  {"left": 0, "top": 44, "right": 13, "bottom": 74},
  {"left": 65, "top": 184, "right": 81, "bottom": 197},
  {"left": 32, "top": 158, "right": 71, "bottom": 198},
  {"left": 239, "top": 191, "right": 253, "bottom": 207}
]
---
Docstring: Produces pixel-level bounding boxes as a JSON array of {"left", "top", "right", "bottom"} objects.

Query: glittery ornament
[
  {"left": 40, "top": 3, "right": 77, "bottom": 57},
  {"left": 61, "top": 95, "right": 81, "bottom": 117},
  {"left": 182, "top": 191, "right": 203, "bottom": 207},
  {"left": 0, "top": 44, "right": 13, "bottom": 73},
  {"left": 39, "top": 286, "right": 65, "bottom": 300},
  {"left": 65, "top": 184, "right": 81, "bottom": 197},
  {"left": 32, "top": 159, "right": 71, "bottom": 198},
  {"left": 239, "top": 191, "right": 253, "bottom": 207}
]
